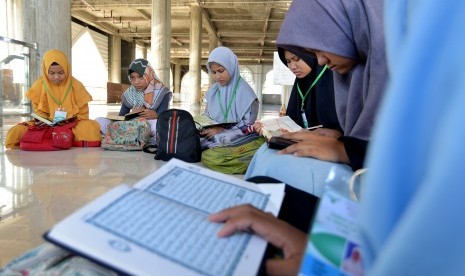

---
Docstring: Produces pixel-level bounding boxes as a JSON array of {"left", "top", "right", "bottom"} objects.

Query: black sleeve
[
  {"left": 118, "top": 102, "right": 131, "bottom": 116},
  {"left": 338, "top": 136, "right": 368, "bottom": 171}
]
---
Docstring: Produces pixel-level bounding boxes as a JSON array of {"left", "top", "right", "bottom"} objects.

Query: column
[
  {"left": 141, "top": 46, "right": 148, "bottom": 60},
  {"left": 22, "top": 0, "right": 71, "bottom": 63},
  {"left": 174, "top": 63, "right": 182, "bottom": 94},
  {"left": 110, "top": 35, "right": 121, "bottom": 83},
  {"left": 189, "top": 4, "right": 202, "bottom": 105},
  {"left": 151, "top": 0, "right": 171, "bottom": 88},
  {"left": 255, "top": 65, "right": 264, "bottom": 119},
  {"left": 121, "top": 40, "right": 136, "bottom": 84},
  {"left": 208, "top": 34, "right": 218, "bottom": 85}
]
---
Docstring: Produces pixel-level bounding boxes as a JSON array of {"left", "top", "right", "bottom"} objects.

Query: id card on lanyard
[
  {"left": 217, "top": 77, "right": 241, "bottom": 122},
  {"left": 42, "top": 80, "right": 71, "bottom": 123},
  {"left": 297, "top": 65, "right": 327, "bottom": 128}
]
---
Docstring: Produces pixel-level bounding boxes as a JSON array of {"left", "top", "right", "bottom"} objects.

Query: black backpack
[{"left": 154, "top": 109, "right": 202, "bottom": 163}]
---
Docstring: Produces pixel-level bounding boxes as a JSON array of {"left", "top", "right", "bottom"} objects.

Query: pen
[{"left": 307, "top": 124, "right": 323, "bottom": 130}]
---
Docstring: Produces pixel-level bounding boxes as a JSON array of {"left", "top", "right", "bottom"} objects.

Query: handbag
[
  {"left": 20, "top": 121, "right": 78, "bottom": 151},
  {"left": 102, "top": 118, "right": 150, "bottom": 151}
]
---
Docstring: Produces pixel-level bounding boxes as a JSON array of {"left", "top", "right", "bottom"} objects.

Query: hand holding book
[
  {"left": 257, "top": 116, "right": 302, "bottom": 140},
  {"left": 105, "top": 110, "right": 143, "bottom": 121},
  {"left": 194, "top": 114, "right": 236, "bottom": 131},
  {"left": 31, "top": 112, "right": 76, "bottom": 126},
  {"left": 43, "top": 159, "right": 284, "bottom": 276},
  {"left": 209, "top": 204, "right": 307, "bottom": 276}
]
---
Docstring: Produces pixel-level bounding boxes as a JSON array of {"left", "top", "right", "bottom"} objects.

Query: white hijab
[{"left": 205, "top": 47, "right": 257, "bottom": 123}]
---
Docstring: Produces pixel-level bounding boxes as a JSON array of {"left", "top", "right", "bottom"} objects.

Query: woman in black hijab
[{"left": 278, "top": 45, "right": 340, "bottom": 131}]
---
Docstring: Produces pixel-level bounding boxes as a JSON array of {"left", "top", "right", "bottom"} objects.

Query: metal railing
[{"left": 0, "top": 36, "right": 39, "bottom": 117}]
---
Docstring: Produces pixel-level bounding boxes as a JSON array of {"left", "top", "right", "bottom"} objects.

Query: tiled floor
[{"left": 0, "top": 102, "right": 280, "bottom": 267}]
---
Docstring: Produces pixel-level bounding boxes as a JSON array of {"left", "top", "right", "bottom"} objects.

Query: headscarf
[
  {"left": 123, "top": 58, "right": 171, "bottom": 109},
  {"left": 205, "top": 47, "right": 257, "bottom": 123},
  {"left": 277, "top": 45, "right": 339, "bottom": 129},
  {"left": 359, "top": 1, "right": 465, "bottom": 274},
  {"left": 26, "top": 49, "right": 92, "bottom": 119},
  {"left": 276, "top": 0, "right": 387, "bottom": 140}
]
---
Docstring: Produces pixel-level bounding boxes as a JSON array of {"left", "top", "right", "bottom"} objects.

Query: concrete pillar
[
  {"left": 7, "top": 0, "right": 22, "bottom": 39},
  {"left": 151, "top": 0, "right": 171, "bottom": 89},
  {"left": 110, "top": 35, "right": 121, "bottom": 83},
  {"left": 22, "top": 0, "right": 71, "bottom": 63},
  {"left": 189, "top": 4, "right": 202, "bottom": 104},
  {"left": 121, "top": 40, "right": 136, "bottom": 84},
  {"left": 208, "top": 34, "right": 218, "bottom": 54},
  {"left": 142, "top": 47, "right": 148, "bottom": 60},
  {"left": 208, "top": 34, "right": 218, "bottom": 85},
  {"left": 174, "top": 63, "right": 182, "bottom": 94},
  {"left": 255, "top": 65, "right": 264, "bottom": 119},
  {"left": 256, "top": 65, "right": 264, "bottom": 101}
]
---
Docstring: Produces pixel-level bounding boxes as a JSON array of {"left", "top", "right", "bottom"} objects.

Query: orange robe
[{"left": 5, "top": 49, "right": 101, "bottom": 149}]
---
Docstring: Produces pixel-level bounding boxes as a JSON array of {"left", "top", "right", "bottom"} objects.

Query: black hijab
[
  {"left": 277, "top": 45, "right": 340, "bottom": 130},
  {"left": 276, "top": 0, "right": 387, "bottom": 140}
]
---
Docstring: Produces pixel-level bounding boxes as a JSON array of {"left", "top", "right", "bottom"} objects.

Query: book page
[
  {"left": 31, "top": 113, "right": 56, "bottom": 126},
  {"left": 260, "top": 116, "right": 302, "bottom": 139},
  {"left": 105, "top": 110, "right": 142, "bottom": 121},
  {"left": 45, "top": 159, "right": 283, "bottom": 276},
  {"left": 193, "top": 114, "right": 221, "bottom": 130},
  {"left": 31, "top": 113, "right": 75, "bottom": 126},
  {"left": 193, "top": 115, "right": 236, "bottom": 130},
  {"left": 105, "top": 115, "right": 125, "bottom": 121}
]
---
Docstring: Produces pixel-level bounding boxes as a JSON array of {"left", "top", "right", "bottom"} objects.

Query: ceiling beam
[
  {"left": 260, "top": 7, "right": 272, "bottom": 57},
  {"left": 194, "top": 0, "right": 221, "bottom": 44},
  {"left": 72, "top": 11, "right": 120, "bottom": 36},
  {"left": 210, "top": 18, "right": 282, "bottom": 22},
  {"left": 136, "top": 9, "right": 151, "bottom": 20},
  {"left": 217, "top": 31, "right": 278, "bottom": 37},
  {"left": 198, "top": 1, "right": 291, "bottom": 8}
]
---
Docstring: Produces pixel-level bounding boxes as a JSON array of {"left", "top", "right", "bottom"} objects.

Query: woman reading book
[
  {"left": 5, "top": 49, "right": 101, "bottom": 149},
  {"left": 245, "top": 0, "right": 387, "bottom": 197},
  {"left": 200, "top": 46, "right": 259, "bottom": 149},
  {"left": 95, "top": 58, "right": 172, "bottom": 142},
  {"left": 254, "top": 45, "right": 340, "bottom": 137}
]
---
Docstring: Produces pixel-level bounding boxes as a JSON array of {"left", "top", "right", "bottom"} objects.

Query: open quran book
[
  {"left": 44, "top": 159, "right": 284, "bottom": 276},
  {"left": 31, "top": 112, "right": 76, "bottom": 126},
  {"left": 105, "top": 110, "right": 142, "bottom": 121},
  {"left": 260, "top": 116, "right": 302, "bottom": 139},
  {"left": 193, "top": 114, "right": 236, "bottom": 131}
]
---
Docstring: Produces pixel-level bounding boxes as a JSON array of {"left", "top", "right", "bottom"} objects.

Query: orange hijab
[{"left": 26, "top": 49, "right": 92, "bottom": 120}]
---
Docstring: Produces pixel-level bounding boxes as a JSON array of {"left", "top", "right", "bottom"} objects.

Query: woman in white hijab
[{"left": 200, "top": 46, "right": 259, "bottom": 149}]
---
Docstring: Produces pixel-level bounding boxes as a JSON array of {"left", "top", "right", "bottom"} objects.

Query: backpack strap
[{"left": 143, "top": 144, "right": 158, "bottom": 154}]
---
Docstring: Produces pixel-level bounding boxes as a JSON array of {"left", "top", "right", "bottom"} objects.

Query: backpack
[
  {"left": 154, "top": 109, "right": 202, "bottom": 163},
  {"left": 201, "top": 133, "right": 266, "bottom": 174},
  {"left": 102, "top": 118, "right": 150, "bottom": 151}
]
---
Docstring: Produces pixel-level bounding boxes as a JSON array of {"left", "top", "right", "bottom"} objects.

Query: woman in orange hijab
[{"left": 5, "top": 49, "right": 101, "bottom": 149}]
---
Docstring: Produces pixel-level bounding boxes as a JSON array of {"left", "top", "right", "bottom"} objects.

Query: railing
[
  {"left": 0, "top": 37, "right": 39, "bottom": 211},
  {"left": 0, "top": 36, "right": 39, "bottom": 118}
]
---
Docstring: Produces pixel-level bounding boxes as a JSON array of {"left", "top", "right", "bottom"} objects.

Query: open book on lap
[
  {"left": 105, "top": 110, "right": 143, "bottom": 121},
  {"left": 31, "top": 112, "right": 76, "bottom": 126},
  {"left": 260, "top": 116, "right": 302, "bottom": 140},
  {"left": 194, "top": 114, "right": 236, "bottom": 131},
  {"left": 44, "top": 159, "right": 284, "bottom": 276}
]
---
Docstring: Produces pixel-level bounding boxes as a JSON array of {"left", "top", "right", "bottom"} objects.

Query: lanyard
[
  {"left": 297, "top": 65, "right": 328, "bottom": 110},
  {"left": 42, "top": 79, "right": 72, "bottom": 108},
  {"left": 217, "top": 76, "right": 241, "bottom": 122}
]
